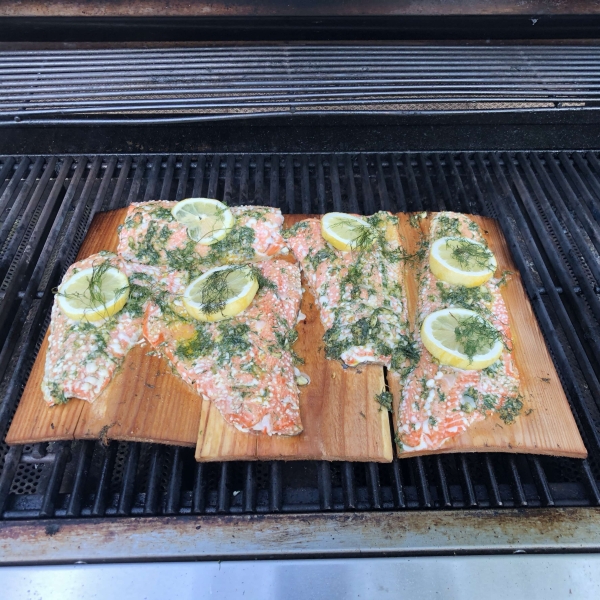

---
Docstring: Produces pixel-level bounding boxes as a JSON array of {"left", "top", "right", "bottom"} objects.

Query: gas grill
[{"left": 2, "top": 3, "right": 600, "bottom": 596}]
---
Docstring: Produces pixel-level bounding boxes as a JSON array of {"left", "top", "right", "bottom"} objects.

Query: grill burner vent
[{"left": 1, "top": 151, "right": 600, "bottom": 518}]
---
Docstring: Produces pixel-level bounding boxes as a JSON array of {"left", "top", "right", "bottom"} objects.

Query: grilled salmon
[
  {"left": 285, "top": 212, "right": 416, "bottom": 372},
  {"left": 143, "top": 259, "right": 303, "bottom": 435},
  {"left": 117, "top": 201, "right": 286, "bottom": 276},
  {"left": 42, "top": 252, "right": 187, "bottom": 405},
  {"left": 396, "top": 212, "right": 521, "bottom": 452}
]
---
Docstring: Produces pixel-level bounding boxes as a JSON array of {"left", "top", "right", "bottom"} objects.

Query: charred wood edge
[{"left": 0, "top": 508, "right": 599, "bottom": 564}]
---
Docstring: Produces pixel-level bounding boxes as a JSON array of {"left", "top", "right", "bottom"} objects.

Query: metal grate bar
[
  {"left": 342, "top": 462, "right": 356, "bottom": 510},
  {"left": 4, "top": 46, "right": 600, "bottom": 125},
  {"left": 117, "top": 442, "right": 140, "bottom": 517},
  {"left": 390, "top": 456, "right": 406, "bottom": 509},
  {"left": 65, "top": 440, "right": 94, "bottom": 518},
  {"left": 192, "top": 463, "right": 206, "bottom": 514},
  {"left": 1, "top": 151, "right": 600, "bottom": 518},
  {"left": 91, "top": 442, "right": 117, "bottom": 517},
  {"left": 459, "top": 456, "right": 478, "bottom": 508},
  {"left": 317, "top": 462, "right": 333, "bottom": 511},
  {"left": 435, "top": 457, "right": 452, "bottom": 508},
  {"left": 484, "top": 456, "right": 503, "bottom": 507},
  {"left": 528, "top": 457, "right": 555, "bottom": 507},
  {"left": 39, "top": 442, "right": 70, "bottom": 518},
  {"left": 243, "top": 463, "right": 256, "bottom": 513},
  {"left": 165, "top": 447, "right": 184, "bottom": 516},
  {"left": 144, "top": 445, "right": 165, "bottom": 516}
]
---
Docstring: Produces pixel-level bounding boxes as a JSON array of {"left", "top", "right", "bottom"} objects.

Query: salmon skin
[
  {"left": 117, "top": 201, "right": 287, "bottom": 276},
  {"left": 285, "top": 212, "right": 415, "bottom": 371},
  {"left": 42, "top": 251, "right": 187, "bottom": 406},
  {"left": 396, "top": 212, "right": 521, "bottom": 453},
  {"left": 143, "top": 259, "right": 304, "bottom": 436}
]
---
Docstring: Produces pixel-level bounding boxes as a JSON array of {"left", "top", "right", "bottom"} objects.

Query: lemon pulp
[
  {"left": 421, "top": 307, "right": 503, "bottom": 370},
  {"left": 430, "top": 236, "right": 497, "bottom": 288},
  {"left": 57, "top": 265, "right": 130, "bottom": 322},
  {"left": 183, "top": 265, "right": 259, "bottom": 322},
  {"left": 171, "top": 198, "right": 235, "bottom": 245},
  {"left": 321, "top": 212, "right": 373, "bottom": 252}
]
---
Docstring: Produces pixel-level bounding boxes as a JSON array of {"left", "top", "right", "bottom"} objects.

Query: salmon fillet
[
  {"left": 42, "top": 251, "right": 187, "bottom": 405},
  {"left": 117, "top": 201, "right": 287, "bottom": 276},
  {"left": 285, "top": 212, "right": 416, "bottom": 371},
  {"left": 396, "top": 212, "right": 521, "bottom": 453},
  {"left": 143, "top": 259, "right": 303, "bottom": 436}
]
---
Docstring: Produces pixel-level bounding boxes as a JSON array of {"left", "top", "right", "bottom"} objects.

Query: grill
[
  {"left": 2, "top": 151, "right": 600, "bottom": 526},
  {"left": 0, "top": 45, "right": 599, "bottom": 125}
]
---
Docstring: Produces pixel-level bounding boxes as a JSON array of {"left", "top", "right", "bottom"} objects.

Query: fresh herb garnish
[
  {"left": 497, "top": 395, "right": 524, "bottom": 424},
  {"left": 331, "top": 217, "right": 377, "bottom": 251},
  {"left": 446, "top": 238, "right": 495, "bottom": 271},
  {"left": 436, "top": 281, "right": 492, "bottom": 312},
  {"left": 375, "top": 390, "right": 393, "bottom": 412},
  {"left": 435, "top": 215, "right": 462, "bottom": 238},
  {"left": 453, "top": 313, "right": 503, "bottom": 361}
]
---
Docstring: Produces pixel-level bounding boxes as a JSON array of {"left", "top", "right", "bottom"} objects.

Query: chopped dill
[
  {"left": 497, "top": 395, "right": 524, "bottom": 424},
  {"left": 283, "top": 220, "right": 310, "bottom": 239},
  {"left": 195, "top": 266, "right": 250, "bottom": 315},
  {"left": 497, "top": 270, "right": 513, "bottom": 288},
  {"left": 306, "top": 246, "right": 336, "bottom": 270},
  {"left": 435, "top": 214, "right": 462, "bottom": 238},
  {"left": 46, "top": 381, "right": 69, "bottom": 404},
  {"left": 445, "top": 237, "right": 495, "bottom": 271},
  {"left": 482, "top": 360, "right": 502, "bottom": 376},
  {"left": 375, "top": 390, "right": 393, "bottom": 412},
  {"left": 331, "top": 217, "right": 377, "bottom": 251},
  {"left": 409, "top": 212, "right": 427, "bottom": 229},
  {"left": 436, "top": 281, "right": 492, "bottom": 312},
  {"left": 153, "top": 207, "right": 175, "bottom": 221},
  {"left": 453, "top": 313, "right": 503, "bottom": 361},
  {"left": 428, "top": 415, "right": 438, "bottom": 427}
]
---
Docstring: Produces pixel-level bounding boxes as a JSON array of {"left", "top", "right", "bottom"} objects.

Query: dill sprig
[
  {"left": 446, "top": 238, "right": 495, "bottom": 271},
  {"left": 57, "top": 260, "right": 129, "bottom": 317},
  {"left": 453, "top": 313, "right": 502, "bottom": 361},
  {"left": 331, "top": 218, "right": 377, "bottom": 251},
  {"left": 196, "top": 265, "right": 275, "bottom": 315}
]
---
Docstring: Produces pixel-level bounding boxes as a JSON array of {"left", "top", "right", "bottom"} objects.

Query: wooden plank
[
  {"left": 6, "top": 210, "right": 127, "bottom": 445},
  {"left": 196, "top": 214, "right": 393, "bottom": 462},
  {"left": 8, "top": 210, "right": 392, "bottom": 460},
  {"left": 388, "top": 213, "right": 587, "bottom": 459},
  {"left": 7, "top": 208, "right": 201, "bottom": 447}
]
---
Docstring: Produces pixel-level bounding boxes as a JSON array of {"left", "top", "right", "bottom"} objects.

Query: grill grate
[
  {"left": 0, "top": 46, "right": 600, "bottom": 125},
  {"left": 1, "top": 151, "right": 600, "bottom": 518}
]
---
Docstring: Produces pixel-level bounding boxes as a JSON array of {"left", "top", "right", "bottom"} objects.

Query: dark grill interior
[{"left": 1, "top": 151, "right": 600, "bottom": 518}]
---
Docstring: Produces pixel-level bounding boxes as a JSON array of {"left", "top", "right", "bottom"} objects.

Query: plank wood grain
[
  {"left": 195, "top": 214, "right": 393, "bottom": 462},
  {"left": 388, "top": 213, "right": 587, "bottom": 459}
]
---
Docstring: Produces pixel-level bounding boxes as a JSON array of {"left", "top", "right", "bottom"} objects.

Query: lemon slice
[
  {"left": 430, "top": 236, "right": 497, "bottom": 288},
  {"left": 171, "top": 198, "right": 235, "bottom": 245},
  {"left": 421, "top": 308, "right": 503, "bottom": 370},
  {"left": 183, "top": 265, "right": 259, "bottom": 322},
  {"left": 57, "top": 264, "right": 130, "bottom": 322},
  {"left": 321, "top": 212, "right": 374, "bottom": 252}
]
